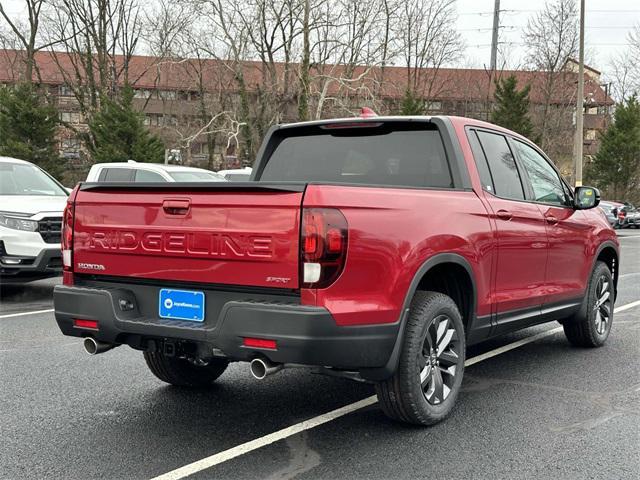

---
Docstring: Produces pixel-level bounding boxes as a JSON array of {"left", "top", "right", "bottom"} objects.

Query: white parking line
[
  {"left": 0, "top": 308, "right": 54, "bottom": 319},
  {"left": 150, "top": 299, "right": 640, "bottom": 480},
  {"left": 464, "top": 327, "right": 562, "bottom": 366},
  {"left": 615, "top": 300, "right": 640, "bottom": 312},
  {"left": 619, "top": 272, "right": 640, "bottom": 279}
]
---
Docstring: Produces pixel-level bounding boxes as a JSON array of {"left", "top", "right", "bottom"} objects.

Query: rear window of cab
[{"left": 258, "top": 122, "right": 454, "bottom": 189}]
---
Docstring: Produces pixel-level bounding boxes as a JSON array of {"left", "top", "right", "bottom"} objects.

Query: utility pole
[
  {"left": 490, "top": 0, "right": 501, "bottom": 71},
  {"left": 574, "top": 0, "right": 585, "bottom": 186}
]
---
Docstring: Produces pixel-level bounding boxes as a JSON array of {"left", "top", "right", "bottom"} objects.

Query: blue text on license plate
[{"left": 159, "top": 289, "right": 205, "bottom": 322}]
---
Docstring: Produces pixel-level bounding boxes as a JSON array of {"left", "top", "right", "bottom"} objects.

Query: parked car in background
[
  {"left": 620, "top": 204, "right": 639, "bottom": 228},
  {"left": 0, "top": 157, "right": 67, "bottom": 282},
  {"left": 54, "top": 114, "right": 618, "bottom": 426},
  {"left": 599, "top": 201, "right": 623, "bottom": 228},
  {"left": 86, "top": 161, "right": 226, "bottom": 182},
  {"left": 217, "top": 167, "right": 252, "bottom": 181}
]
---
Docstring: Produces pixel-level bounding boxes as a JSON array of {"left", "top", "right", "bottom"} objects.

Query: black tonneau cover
[{"left": 78, "top": 181, "right": 307, "bottom": 193}]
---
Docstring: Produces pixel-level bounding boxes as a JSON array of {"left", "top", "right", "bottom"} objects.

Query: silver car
[{"left": 598, "top": 201, "right": 620, "bottom": 228}]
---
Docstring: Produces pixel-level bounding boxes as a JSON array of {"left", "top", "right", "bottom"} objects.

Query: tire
[
  {"left": 144, "top": 351, "right": 229, "bottom": 387},
  {"left": 562, "top": 261, "right": 614, "bottom": 348},
  {"left": 375, "top": 291, "right": 466, "bottom": 426}
]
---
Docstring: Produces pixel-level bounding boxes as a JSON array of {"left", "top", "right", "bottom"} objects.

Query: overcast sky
[
  {"left": 456, "top": 0, "right": 640, "bottom": 71},
  {"left": 2, "top": 0, "right": 639, "bottom": 72}
]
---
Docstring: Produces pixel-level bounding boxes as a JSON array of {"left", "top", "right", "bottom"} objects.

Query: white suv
[
  {"left": 86, "top": 161, "right": 226, "bottom": 182},
  {"left": 0, "top": 157, "right": 68, "bottom": 282}
]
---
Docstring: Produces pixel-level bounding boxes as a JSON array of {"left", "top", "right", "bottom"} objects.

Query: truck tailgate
[{"left": 72, "top": 184, "right": 304, "bottom": 289}]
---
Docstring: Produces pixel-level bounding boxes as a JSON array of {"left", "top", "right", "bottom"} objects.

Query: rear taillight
[
  {"left": 301, "top": 208, "right": 348, "bottom": 289},
  {"left": 61, "top": 198, "right": 74, "bottom": 285}
]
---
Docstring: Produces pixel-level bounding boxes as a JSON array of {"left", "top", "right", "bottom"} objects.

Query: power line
[
  {"left": 459, "top": 26, "right": 518, "bottom": 32},
  {"left": 467, "top": 42, "right": 633, "bottom": 48},
  {"left": 585, "top": 25, "right": 638, "bottom": 29},
  {"left": 458, "top": 12, "right": 495, "bottom": 17}
]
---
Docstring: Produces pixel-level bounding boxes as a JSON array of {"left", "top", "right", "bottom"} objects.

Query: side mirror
[{"left": 574, "top": 186, "right": 600, "bottom": 210}]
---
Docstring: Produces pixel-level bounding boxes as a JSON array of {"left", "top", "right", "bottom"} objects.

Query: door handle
[
  {"left": 545, "top": 215, "right": 558, "bottom": 225},
  {"left": 163, "top": 199, "right": 190, "bottom": 215},
  {"left": 496, "top": 209, "right": 512, "bottom": 221}
]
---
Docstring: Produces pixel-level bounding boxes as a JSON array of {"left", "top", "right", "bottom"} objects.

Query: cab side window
[
  {"left": 476, "top": 131, "right": 525, "bottom": 200},
  {"left": 513, "top": 141, "right": 567, "bottom": 206},
  {"left": 467, "top": 129, "right": 495, "bottom": 193},
  {"left": 98, "top": 168, "right": 135, "bottom": 182},
  {"left": 134, "top": 170, "right": 166, "bottom": 182}
]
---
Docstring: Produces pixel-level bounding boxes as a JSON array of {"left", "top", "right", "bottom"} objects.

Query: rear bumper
[{"left": 53, "top": 285, "right": 399, "bottom": 371}]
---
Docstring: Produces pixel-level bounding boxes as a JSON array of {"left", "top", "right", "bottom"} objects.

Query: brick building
[{"left": 0, "top": 49, "right": 614, "bottom": 177}]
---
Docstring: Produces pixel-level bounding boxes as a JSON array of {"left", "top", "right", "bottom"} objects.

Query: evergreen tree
[
  {"left": 400, "top": 88, "right": 425, "bottom": 115},
  {"left": 86, "top": 85, "right": 165, "bottom": 163},
  {"left": 587, "top": 96, "right": 640, "bottom": 201},
  {"left": 491, "top": 75, "right": 534, "bottom": 138},
  {"left": 0, "top": 83, "right": 64, "bottom": 177}
]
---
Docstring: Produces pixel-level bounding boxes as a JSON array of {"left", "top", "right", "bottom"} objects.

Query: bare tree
[
  {"left": 144, "top": 2, "right": 244, "bottom": 169},
  {"left": 45, "top": 0, "right": 144, "bottom": 114},
  {"left": 310, "top": 0, "right": 391, "bottom": 119},
  {"left": 395, "top": 0, "right": 463, "bottom": 111},
  {"left": 0, "top": 23, "right": 27, "bottom": 80},
  {"left": 196, "top": 0, "right": 259, "bottom": 163},
  {"left": 233, "top": 0, "right": 305, "bottom": 137},
  {"left": 524, "top": 0, "right": 578, "bottom": 149},
  {"left": 298, "top": 0, "right": 311, "bottom": 120},
  {"left": 0, "top": 0, "right": 67, "bottom": 81},
  {"left": 607, "top": 24, "right": 640, "bottom": 101}
]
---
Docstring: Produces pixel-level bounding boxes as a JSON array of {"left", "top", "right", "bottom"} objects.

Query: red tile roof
[{"left": 0, "top": 49, "right": 614, "bottom": 106}]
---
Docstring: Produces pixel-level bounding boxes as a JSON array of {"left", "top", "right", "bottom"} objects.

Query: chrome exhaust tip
[
  {"left": 83, "top": 337, "right": 115, "bottom": 355},
  {"left": 249, "top": 357, "right": 283, "bottom": 380}
]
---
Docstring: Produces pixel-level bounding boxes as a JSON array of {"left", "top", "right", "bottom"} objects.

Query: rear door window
[
  {"left": 134, "top": 169, "right": 166, "bottom": 182},
  {"left": 476, "top": 131, "right": 525, "bottom": 200},
  {"left": 259, "top": 123, "right": 453, "bottom": 188},
  {"left": 100, "top": 168, "right": 135, "bottom": 182}
]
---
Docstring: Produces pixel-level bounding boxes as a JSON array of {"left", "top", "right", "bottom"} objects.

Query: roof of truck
[{"left": 277, "top": 115, "right": 526, "bottom": 142}]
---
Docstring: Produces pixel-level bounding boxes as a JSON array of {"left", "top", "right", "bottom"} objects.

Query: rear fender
[{"left": 359, "top": 253, "right": 476, "bottom": 381}]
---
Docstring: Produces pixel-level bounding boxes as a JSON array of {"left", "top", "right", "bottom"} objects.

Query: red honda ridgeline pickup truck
[{"left": 54, "top": 115, "right": 619, "bottom": 425}]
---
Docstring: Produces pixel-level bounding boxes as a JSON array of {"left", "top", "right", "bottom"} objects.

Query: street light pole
[{"left": 574, "top": 0, "right": 585, "bottom": 186}]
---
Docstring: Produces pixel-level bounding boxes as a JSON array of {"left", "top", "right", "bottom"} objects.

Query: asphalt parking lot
[{"left": 1, "top": 230, "right": 639, "bottom": 480}]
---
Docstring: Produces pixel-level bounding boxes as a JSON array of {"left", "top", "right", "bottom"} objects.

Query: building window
[
  {"left": 134, "top": 89, "right": 152, "bottom": 99},
  {"left": 158, "top": 90, "right": 177, "bottom": 100},
  {"left": 190, "top": 143, "right": 209, "bottom": 155},
  {"left": 62, "top": 138, "right": 80, "bottom": 149},
  {"left": 163, "top": 115, "right": 178, "bottom": 126},
  {"left": 61, "top": 137, "right": 81, "bottom": 159},
  {"left": 585, "top": 129, "right": 597, "bottom": 141},
  {"left": 60, "top": 111, "right": 82, "bottom": 124},
  {"left": 144, "top": 114, "right": 177, "bottom": 126},
  {"left": 425, "top": 101, "right": 442, "bottom": 111},
  {"left": 144, "top": 114, "right": 164, "bottom": 126},
  {"left": 58, "top": 85, "right": 74, "bottom": 97}
]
